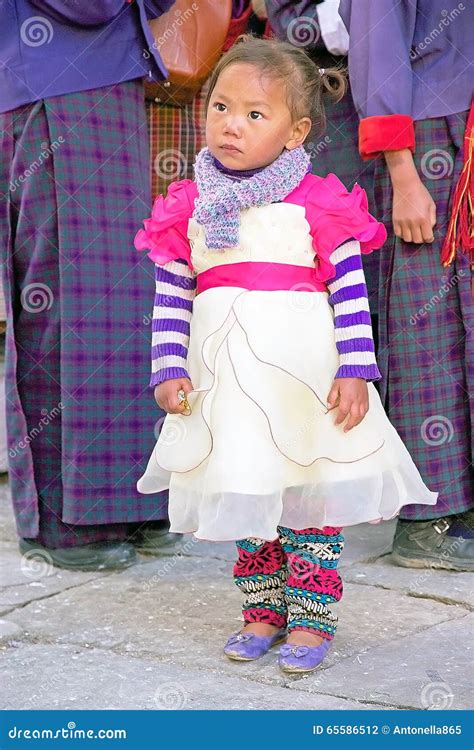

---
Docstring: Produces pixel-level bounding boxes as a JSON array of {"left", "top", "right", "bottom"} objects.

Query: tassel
[{"left": 441, "top": 98, "right": 474, "bottom": 267}]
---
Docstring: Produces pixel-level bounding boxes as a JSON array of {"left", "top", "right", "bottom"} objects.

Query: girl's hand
[
  {"left": 327, "top": 377, "right": 369, "bottom": 432},
  {"left": 385, "top": 148, "right": 436, "bottom": 244},
  {"left": 154, "top": 377, "right": 193, "bottom": 414}
]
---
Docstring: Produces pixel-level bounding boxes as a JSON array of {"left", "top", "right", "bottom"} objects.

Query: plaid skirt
[
  {"left": 0, "top": 80, "right": 169, "bottom": 545},
  {"left": 374, "top": 111, "right": 474, "bottom": 519}
]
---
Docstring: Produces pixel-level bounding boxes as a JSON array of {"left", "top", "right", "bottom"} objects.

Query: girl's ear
[{"left": 285, "top": 117, "right": 312, "bottom": 150}]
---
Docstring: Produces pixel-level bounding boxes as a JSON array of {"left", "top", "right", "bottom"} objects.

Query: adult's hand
[{"left": 385, "top": 148, "right": 436, "bottom": 244}]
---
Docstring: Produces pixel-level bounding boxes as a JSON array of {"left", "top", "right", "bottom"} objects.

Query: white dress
[{"left": 138, "top": 203, "right": 438, "bottom": 540}]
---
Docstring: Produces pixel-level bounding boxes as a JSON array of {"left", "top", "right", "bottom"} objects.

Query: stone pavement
[{"left": 0, "top": 477, "right": 472, "bottom": 712}]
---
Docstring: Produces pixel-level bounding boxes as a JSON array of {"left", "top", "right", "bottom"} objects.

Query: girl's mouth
[{"left": 221, "top": 144, "right": 241, "bottom": 153}]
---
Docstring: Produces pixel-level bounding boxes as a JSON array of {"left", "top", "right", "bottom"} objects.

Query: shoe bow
[
  {"left": 226, "top": 632, "right": 253, "bottom": 646},
  {"left": 280, "top": 644, "right": 309, "bottom": 658}
]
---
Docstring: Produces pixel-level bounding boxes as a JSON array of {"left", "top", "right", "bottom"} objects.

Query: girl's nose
[{"left": 223, "top": 116, "right": 242, "bottom": 137}]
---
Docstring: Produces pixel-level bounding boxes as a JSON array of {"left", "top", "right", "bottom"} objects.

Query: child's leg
[
  {"left": 279, "top": 526, "right": 344, "bottom": 645},
  {"left": 233, "top": 537, "right": 288, "bottom": 634}
]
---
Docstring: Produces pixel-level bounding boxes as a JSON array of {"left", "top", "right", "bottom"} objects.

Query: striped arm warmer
[
  {"left": 150, "top": 240, "right": 381, "bottom": 386},
  {"left": 150, "top": 258, "right": 196, "bottom": 387},
  {"left": 327, "top": 240, "right": 382, "bottom": 381}
]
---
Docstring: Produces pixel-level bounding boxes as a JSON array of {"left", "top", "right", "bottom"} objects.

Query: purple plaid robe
[{"left": 0, "top": 81, "right": 170, "bottom": 545}]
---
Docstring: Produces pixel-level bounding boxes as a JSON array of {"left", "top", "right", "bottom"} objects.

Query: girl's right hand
[{"left": 154, "top": 377, "right": 194, "bottom": 414}]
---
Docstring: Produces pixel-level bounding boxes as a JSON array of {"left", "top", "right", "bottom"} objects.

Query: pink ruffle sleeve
[
  {"left": 288, "top": 173, "right": 387, "bottom": 283},
  {"left": 134, "top": 179, "right": 198, "bottom": 266}
]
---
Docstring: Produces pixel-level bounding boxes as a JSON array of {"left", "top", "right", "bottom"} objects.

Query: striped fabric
[
  {"left": 327, "top": 241, "right": 381, "bottom": 381},
  {"left": 150, "top": 259, "right": 196, "bottom": 386},
  {"left": 150, "top": 240, "right": 380, "bottom": 387}
]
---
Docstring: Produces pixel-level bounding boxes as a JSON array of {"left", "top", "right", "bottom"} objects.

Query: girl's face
[{"left": 206, "top": 63, "right": 311, "bottom": 171}]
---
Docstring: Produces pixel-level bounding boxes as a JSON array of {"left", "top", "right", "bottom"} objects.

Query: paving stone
[
  {"left": 7, "top": 554, "right": 464, "bottom": 690},
  {"left": 0, "top": 479, "right": 16, "bottom": 542},
  {"left": 0, "top": 542, "right": 105, "bottom": 616},
  {"left": 344, "top": 556, "right": 474, "bottom": 608},
  {"left": 0, "top": 643, "right": 391, "bottom": 710},
  {"left": 288, "top": 614, "right": 473, "bottom": 710},
  {"left": 0, "top": 619, "right": 23, "bottom": 642}
]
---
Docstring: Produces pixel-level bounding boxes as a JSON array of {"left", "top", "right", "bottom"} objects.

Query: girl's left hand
[{"left": 326, "top": 377, "right": 369, "bottom": 432}]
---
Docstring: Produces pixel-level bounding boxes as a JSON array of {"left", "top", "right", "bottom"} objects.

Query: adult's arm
[
  {"left": 29, "top": 0, "right": 175, "bottom": 26},
  {"left": 339, "top": 0, "right": 417, "bottom": 158}
]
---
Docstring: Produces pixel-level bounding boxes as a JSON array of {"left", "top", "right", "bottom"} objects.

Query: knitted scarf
[{"left": 193, "top": 146, "right": 311, "bottom": 249}]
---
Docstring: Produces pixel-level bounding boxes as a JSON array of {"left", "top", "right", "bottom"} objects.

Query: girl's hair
[{"left": 205, "top": 35, "right": 347, "bottom": 138}]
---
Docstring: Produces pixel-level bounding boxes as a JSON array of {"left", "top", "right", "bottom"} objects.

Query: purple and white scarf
[{"left": 193, "top": 145, "right": 311, "bottom": 250}]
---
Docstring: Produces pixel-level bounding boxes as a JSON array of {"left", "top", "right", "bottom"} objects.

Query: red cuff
[{"left": 359, "top": 115, "right": 416, "bottom": 160}]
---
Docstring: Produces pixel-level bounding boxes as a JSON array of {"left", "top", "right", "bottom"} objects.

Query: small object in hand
[{"left": 177, "top": 389, "right": 192, "bottom": 415}]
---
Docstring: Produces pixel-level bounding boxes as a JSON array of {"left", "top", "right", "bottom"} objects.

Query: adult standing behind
[
  {"left": 341, "top": 0, "right": 473, "bottom": 570},
  {"left": 0, "top": 1, "right": 176, "bottom": 571},
  {"left": 266, "top": 1, "right": 380, "bottom": 324}
]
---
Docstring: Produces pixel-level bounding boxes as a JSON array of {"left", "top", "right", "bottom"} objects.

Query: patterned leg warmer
[
  {"left": 233, "top": 537, "right": 288, "bottom": 629},
  {"left": 279, "top": 526, "right": 344, "bottom": 641}
]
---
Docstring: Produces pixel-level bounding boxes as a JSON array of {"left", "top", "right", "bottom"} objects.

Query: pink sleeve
[
  {"left": 304, "top": 173, "right": 387, "bottom": 282},
  {"left": 134, "top": 180, "right": 198, "bottom": 266}
]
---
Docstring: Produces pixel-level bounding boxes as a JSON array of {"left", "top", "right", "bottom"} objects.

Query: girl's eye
[
  {"left": 214, "top": 102, "right": 226, "bottom": 112},
  {"left": 249, "top": 111, "right": 263, "bottom": 120}
]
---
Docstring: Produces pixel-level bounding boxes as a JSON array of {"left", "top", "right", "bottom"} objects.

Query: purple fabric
[
  {"left": 231, "top": 0, "right": 250, "bottom": 18},
  {"left": 339, "top": 0, "right": 474, "bottom": 120},
  {"left": 327, "top": 244, "right": 381, "bottom": 381},
  {"left": 1, "top": 81, "right": 171, "bottom": 545},
  {"left": 150, "top": 261, "right": 195, "bottom": 387},
  {"left": 266, "top": 0, "right": 325, "bottom": 51},
  {"left": 0, "top": 0, "right": 172, "bottom": 113},
  {"left": 374, "top": 113, "right": 473, "bottom": 519}
]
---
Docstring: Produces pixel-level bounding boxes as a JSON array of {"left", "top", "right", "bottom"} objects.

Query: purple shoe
[
  {"left": 224, "top": 628, "right": 287, "bottom": 661},
  {"left": 279, "top": 639, "right": 332, "bottom": 673}
]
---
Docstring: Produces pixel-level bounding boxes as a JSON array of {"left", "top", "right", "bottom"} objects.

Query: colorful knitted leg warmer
[
  {"left": 279, "top": 526, "right": 344, "bottom": 641},
  {"left": 233, "top": 537, "right": 288, "bottom": 629}
]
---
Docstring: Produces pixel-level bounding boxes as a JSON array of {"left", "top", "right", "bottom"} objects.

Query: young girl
[{"left": 134, "top": 36, "right": 437, "bottom": 674}]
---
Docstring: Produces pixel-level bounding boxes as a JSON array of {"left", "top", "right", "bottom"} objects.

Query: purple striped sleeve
[
  {"left": 327, "top": 240, "right": 382, "bottom": 382},
  {"left": 150, "top": 259, "right": 196, "bottom": 387}
]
